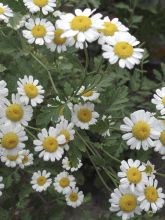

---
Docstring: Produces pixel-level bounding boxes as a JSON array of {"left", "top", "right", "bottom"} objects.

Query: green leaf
[{"left": 0, "top": 64, "right": 7, "bottom": 72}]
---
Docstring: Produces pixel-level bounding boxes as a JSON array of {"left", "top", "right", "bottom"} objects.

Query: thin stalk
[
  {"left": 27, "top": 125, "right": 41, "bottom": 131},
  {"left": 100, "top": 148, "right": 120, "bottom": 164},
  {"left": 157, "top": 172, "right": 165, "bottom": 178},
  {"left": 25, "top": 128, "right": 37, "bottom": 140}
]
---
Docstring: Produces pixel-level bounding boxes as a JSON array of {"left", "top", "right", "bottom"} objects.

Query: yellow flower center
[
  {"left": 99, "top": 22, "right": 118, "bottom": 36},
  {"left": 162, "top": 97, "right": 165, "bottom": 106},
  {"left": 54, "top": 29, "right": 67, "bottom": 45},
  {"left": 127, "top": 167, "right": 142, "bottom": 184},
  {"left": 7, "top": 154, "right": 18, "bottom": 161},
  {"left": 0, "top": 7, "right": 5, "bottom": 14},
  {"left": 33, "top": 0, "right": 48, "bottom": 7},
  {"left": 77, "top": 108, "right": 92, "bottom": 123},
  {"left": 132, "top": 121, "right": 150, "bottom": 140},
  {"left": 32, "top": 25, "right": 46, "bottom": 38},
  {"left": 24, "top": 83, "right": 38, "bottom": 99},
  {"left": 114, "top": 42, "right": 133, "bottom": 59},
  {"left": 43, "top": 136, "right": 58, "bottom": 153},
  {"left": 1, "top": 132, "right": 19, "bottom": 149},
  {"left": 69, "top": 192, "right": 78, "bottom": 202},
  {"left": 59, "top": 177, "right": 70, "bottom": 188},
  {"left": 22, "top": 155, "right": 29, "bottom": 164},
  {"left": 6, "top": 104, "right": 24, "bottom": 122},
  {"left": 160, "top": 130, "right": 165, "bottom": 146},
  {"left": 60, "top": 129, "right": 70, "bottom": 143},
  {"left": 37, "top": 176, "right": 47, "bottom": 186},
  {"left": 145, "top": 165, "right": 153, "bottom": 175},
  {"left": 119, "top": 194, "right": 137, "bottom": 212},
  {"left": 145, "top": 186, "right": 158, "bottom": 203},
  {"left": 81, "top": 91, "right": 93, "bottom": 97},
  {"left": 71, "top": 16, "right": 92, "bottom": 32}
]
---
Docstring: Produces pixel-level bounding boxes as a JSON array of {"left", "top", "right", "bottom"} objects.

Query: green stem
[
  {"left": 157, "top": 172, "right": 165, "bottom": 178},
  {"left": 27, "top": 125, "right": 41, "bottom": 131},
  {"left": 31, "top": 52, "right": 58, "bottom": 95},
  {"left": 84, "top": 42, "right": 89, "bottom": 72},
  {"left": 100, "top": 148, "right": 120, "bottom": 164},
  {"left": 25, "top": 128, "right": 37, "bottom": 140},
  {"left": 103, "top": 168, "right": 119, "bottom": 187}
]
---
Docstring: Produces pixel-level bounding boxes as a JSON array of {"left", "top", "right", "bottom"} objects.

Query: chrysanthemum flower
[
  {"left": 54, "top": 171, "right": 76, "bottom": 194},
  {"left": 77, "top": 86, "right": 100, "bottom": 101},
  {"left": 31, "top": 170, "right": 52, "bottom": 192},
  {"left": 120, "top": 110, "right": 156, "bottom": 151},
  {"left": 102, "top": 32, "right": 144, "bottom": 69},
  {"left": 151, "top": 87, "right": 165, "bottom": 115},
  {"left": 1, "top": 150, "right": 24, "bottom": 168},
  {"left": 34, "top": 127, "right": 66, "bottom": 162},
  {"left": 19, "top": 149, "right": 34, "bottom": 169},
  {"left": 17, "top": 75, "right": 44, "bottom": 107},
  {"left": 98, "top": 17, "right": 128, "bottom": 45},
  {"left": 118, "top": 159, "right": 148, "bottom": 191},
  {"left": 0, "top": 80, "right": 8, "bottom": 105},
  {"left": 23, "top": 0, "right": 56, "bottom": 15},
  {"left": 56, "top": 8, "right": 103, "bottom": 48},
  {"left": 71, "top": 102, "right": 99, "bottom": 130},
  {"left": 0, "top": 176, "right": 4, "bottom": 197},
  {"left": 143, "top": 161, "right": 156, "bottom": 179},
  {"left": 65, "top": 187, "right": 84, "bottom": 208},
  {"left": 109, "top": 186, "right": 141, "bottom": 220},
  {"left": 0, "top": 94, "right": 33, "bottom": 126},
  {"left": 138, "top": 177, "right": 165, "bottom": 213},
  {"left": 0, "top": 124, "right": 28, "bottom": 155},
  {"left": 23, "top": 18, "right": 54, "bottom": 45},
  {"left": 0, "top": 3, "right": 13, "bottom": 23},
  {"left": 62, "top": 157, "right": 82, "bottom": 172}
]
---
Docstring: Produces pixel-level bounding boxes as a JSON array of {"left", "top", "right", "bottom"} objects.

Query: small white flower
[
  {"left": 31, "top": 170, "right": 52, "bottom": 192},
  {"left": 54, "top": 171, "right": 76, "bottom": 194},
  {"left": 98, "top": 16, "right": 128, "bottom": 45},
  {"left": 0, "top": 3, "right": 13, "bottom": 23},
  {"left": 120, "top": 109, "right": 157, "bottom": 151},
  {"left": 71, "top": 102, "right": 99, "bottom": 130},
  {"left": 1, "top": 150, "right": 24, "bottom": 168},
  {"left": 109, "top": 186, "right": 142, "bottom": 220},
  {"left": 65, "top": 187, "right": 84, "bottom": 208},
  {"left": 0, "top": 124, "right": 28, "bottom": 155},
  {"left": 0, "top": 80, "right": 8, "bottom": 105},
  {"left": 102, "top": 32, "right": 144, "bottom": 69},
  {"left": 138, "top": 177, "right": 165, "bottom": 213},
  {"left": 143, "top": 161, "right": 156, "bottom": 179},
  {"left": 17, "top": 75, "right": 44, "bottom": 107},
  {"left": 0, "top": 176, "right": 4, "bottom": 197},
  {"left": 19, "top": 149, "right": 34, "bottom": 169},
  {"left": 62, "top": 157, "right": 82, "bottom": 172},
  {"left": 23, "top": 0, "right": 56, "bottom": 15},
  {"left": 56, "top": 8, "right": 103, "bottom": 48},
  {"left": 77, "top": 86, "right": 100, "bottom": 101},
  {"left": 34, "top": 127, "right": 66, "bottom": 162},
  {"left": 118, "top": 159, "right": 148, "bottom": 192},
  {"left": 0, "top": 93, "right": 33, "bottom": 127},
  {"left": 23, "top": 18, "right": 54, "bottom": 45},
  {"left": 101, "top": 115, "right": 115, "bottom": 137},
  {"left": 152, "top": 87, "right": 165, "bottom": 115}
]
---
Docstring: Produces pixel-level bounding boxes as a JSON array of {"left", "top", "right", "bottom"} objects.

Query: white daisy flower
[
  {"left": 120, "top": 109, "right": 156, "bottom": 151},
  {"left": 0, "top": 80, "right": 8, "bottom": 105},
  {"left": 62, "top": 157, "right": 82, "bottom": 172},
  {"left": 34, "top": 127, "right": 66, "bottom": 162},
  {"left": 71, "top": 102, "right": 99, "bottom": 130},
  {"left": 56, "top": 8, "right": 103, "bottom": 47},
  {"left": 118, "top": 159, "right": 148, "bottom": 192},
  {"left": 102, "top": 32, "right": 144, "bottom": 69},
  {"left": 151, "top": 87, "right": 165, "bottom": 115},
  {"left": 19, "top": 149, "right": 34, "bottom": 169},
  {"left": 0, "top": 124, "right": 28, "bottom": 155},
  {"left": 23, "top": 18, "right": 54, "bottom": 45},
  {"left": 0, "top": 176, "right": 4, "bottom": 197},
  {"left": 46, "top": 22, "right": 74, "bottom": 53},
  {"left": 56, "top": 119, "right": 75, "bottom": 151},
  {"left": 54, "top": 171, "right": 76, "bottom": 194},
  {"left": 0, "top": 93, "right": 33, "bottom": 126},
  {"left": 0, "top": 3, "right": 13, "bottom": 23},
  {"left": 65, "top": 187, "right": 84, "bottom": 208},
  {"left": 98, "top": 17, "right": 128, "bottom": 45},
  {"left": 109, "top": 186, "right": 141, "bottom": 220},
  {"left": 17, "top": 75, "right": 44, "bottom": 107},
  {"left": 23, "top": 0, "right": 56, "bottom": 15},
  {"left": 31, "top": 170, "right": 52, "bottom": 192},
  {"left": 143, "top": 161, "right": 156, "bottom": 179},
  {"left": 138, "top": 177, "right": 165, "bottom": 213},
  {"left": 1, "top": 150, "right": 24, "bottom": 168},
  {"left": 77, "top": 85, "right": 100, "bottom": 101}
]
